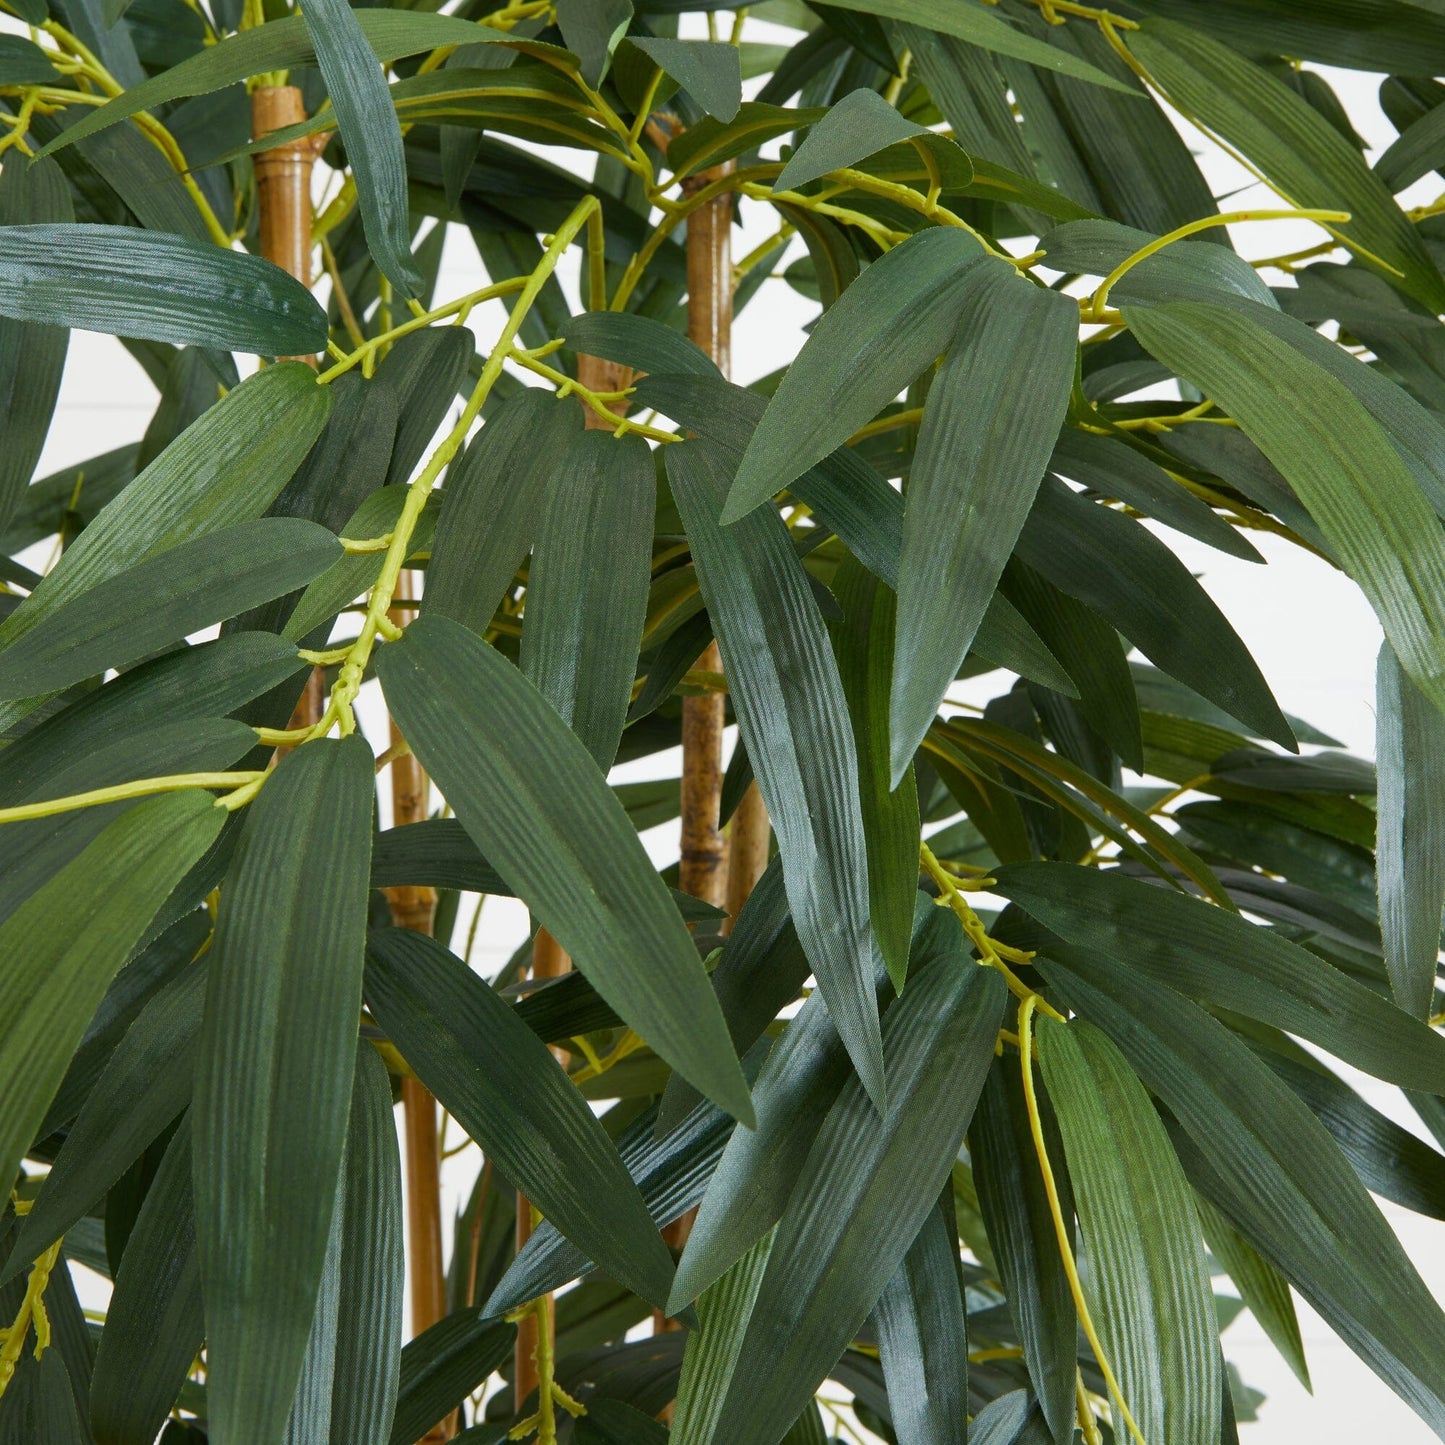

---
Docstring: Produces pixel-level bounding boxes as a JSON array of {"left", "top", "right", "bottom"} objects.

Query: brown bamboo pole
[
  {"left": 513, "top": 355, "right": 629, "bottom": 1407},
  {"left": 725, "top": 783, "right": 770, "bottom": 929}
]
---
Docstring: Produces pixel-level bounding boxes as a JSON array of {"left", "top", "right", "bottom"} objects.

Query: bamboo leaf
[
  {"left": 1038, "top": 1013, "right": 1222, "bottom": 1445},
  {"left": 521, "top": 429, "right": 654, "bottom": 771},
  {"left": 0, "top": 225, "right": 328, "bottom": 354},
  {"left": 560, "top": 312, "right": 718, "bottom": 378},
  {"left": 1129, "top": 17, "right": 1445, "bottom": 310},
  {"left": 998, "top": 861, "right": 1445, "bottom": 1093},
  {"left": 375, "top": 614, "right": 752, "bottom": 1124},
  {"left": 0, "top": 519, "right": 337, "bottom": 699},
  {"left": 629, "top": 37, "right": 742, "bottom": 122},
  {"left": 775, "top": 87, "right": 929, "bottom": 192},
  {"left": 667, "top": 102, "right": 828, "bottom": 180},
  {"left": 387, "top": 1311, "right": 515, "bottom": 1445},
  {"left": 1041, "top": 950, "right": 1445, "bottom": 1434},
  {"left": 890, "top": 259, "right": 1079, "bottom": 783},
  {"left": 667, "top": 436, "right": 884, "bottom": 1111},
  {"left": 1126, "top": 300, "right": 1445, "bottom": 719},
  {"left": 193, "top": 737, "right": 374, "bottom": 1445},
  {"left": 366, "top": 926, "right": 676, "bottom": 1310},
  {"left": 0, "top": 790, "right": 222, "bottom": 1195},
  {"left": 725, "top": 227, "right": 989, "bottom": 520},
  {"left": 301, "top": 0, "right": 421, "bottom": 297},
  {"left": 1375, "top": 640, "right": 1445, "bottom": 1020}
]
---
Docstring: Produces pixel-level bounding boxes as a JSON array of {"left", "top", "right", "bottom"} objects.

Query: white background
[{"left": 18, "top": 11, "right": 1445, "bottom": 1441}]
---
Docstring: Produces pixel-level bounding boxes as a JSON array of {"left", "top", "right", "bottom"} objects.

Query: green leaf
[
  {"left": 426, "top": 388, "right": 581, "bottom": 638},
  {"left": 1378, "top": 96, "right": 1445, "bottom": 193},
  {"left": 1038, "top": 1013, "right": 1221, "bottom": 1445},
  {"left": 832, "top": 554, "right": 919, "bottom": 992},
  {"left": 0, "top": 35, "right": 59, "bottom": 84},
  {"left": 667, "top": 436, "right": 883, "bottom": 1111},
  {"left": 1195, "top": 1195, "right": 1309, "bottom": 1391},
  {"left": 301, "top": 0, "right": 421, "bottom": 297},
  {"left": 726, "top": 227, "right": 987, "bottom": 520},
  {"left": 872, "top": 1189, "right": 970, "bottom": 1445},
  {"left": 0, "top": 1349, "right": 84, "bottom": 1445},
  {"left": 561, "top": 311, "right": 718, "bottom": 378},
  {"left": 36, "top": 11, "right": 514, "bottom": 158},
  {"left": 0, "top": 519, "right": 337, "bottom": 700},
  {"left": 890, "top": 260, "right": 1078, "bottom": 783},
  {"left": 89, "top": 1117, "right": 204, "bottom": 1445},
  {"left": 1126, "top": 300, "right": 1445, "bottom": 719},
  {"left": 193, "top": 737, "right": 374, "bottom": 1445},
  {"left": 997, "top": 861, "right": 1445, "bottom": 1093},
  {"left": 629, "top": 37, "right": 742, "bottom": 122},
  {"left": 675, "top": 951, "right": 1005, "bottom": 1445},
  {"left": 1040, "top": 950, "right": 1445, "bottom": 1434},
  {"left": 576, "top": 1400, "right": 670, "bottom": 1445},
  {"left": 366, "top": 926, "right": 675, "bottom": 1309},
  {"left": 328, "top": 1045, "right": 403, "bottom": 1445},
  {"left": 376, "top": 614, "right": 752, "bottom": 1124},
  {"left": 0, "top": 225, "right": 328, "bottom": 354},
  {"left": 667, "top": 102, "right": 828, "bottom": 180},
  {"left": 1375, "top": 640, "right": 1445, "bottom": 1020},
  {"left": 8, "top": 959, "right": 203, "bottom": 1276},
  {"left": 555, "top": 0, "right": 630, "bottom": 85},
  {"left": 775, "top": 87, "right": 927, "bottom": 192},
  {"left": 822, "top": 0, "right": 1136, "bottom": 93},
  {"left": 1129, "top": 17, "right": 1445, "bottom": 310},
  {"left": 0, "top": 790, "right": 222, "bottom": 1195},
  {"left": 971, "top": 1064, "right": 1077, "bottom": 1445},
  {"left": 387, "top": 1310, "right": 515, "bottom": 1445},
  {"left": 0, "top": 157, "right": 70, "bottom": 536},
  {"left": 1014, "top": 478, "right": 1293, "bottom": 748},
  {"left": 521, "top": 430, "right": 654, "bottom": 770}
]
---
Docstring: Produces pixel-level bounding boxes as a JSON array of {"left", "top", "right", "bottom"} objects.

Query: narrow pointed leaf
[
  {"left": 726, "top": 227, "right": 988, "bottom": 519},
  {"left": 1126, "top": 301, "right": 1445, "bottom": 718},
  {"left": 998, "top": 860, "right": 1445, "bottom": 1094},
  {"left": 522, "top": 429, "right": 654, "bottom": 771},
  {"left": 775, "top": 87, "right": 927, "bottom": 192},
  {"left": 891, "top": 261, "right": 1078, "bottom": 782},
  {"left": 1041, "top": 950, "right": 1445, "bottom": 1435},
  {"left": 872, "top": 1189, "right": 970, "bottom": 1445},
  {"left": 628, "top": 38, "right": 741, "bottom": 122},
  {"left": 301, "top": 0, "right": 421, "bottom": 297},
  {"left": 0, "top": 790, "right": 222, "bottom": 1194},
  {"left": 1376, "top": 640, "right": 1445, "bottom": 1020},
  {"left": 193, "top": 737, "right": 374, "bottom": 1445},
  {"left": 0, "top": 225, "right": 328, "bottom": 353},
  {"left": 1038, "top": 1014, "right": 1221, "bottom": 1445},
  {"left": 0, "top": 519, "right": 338, "bottom": 699},
  {"left": 90, "top": 1118, "right": 204, "bottom": 1445},
  {"left": 366, "top": 927, "right": 676, "bottom": 1309},
  {"left": 668, "top": 437, "right": 883, "bottom": 1111},
  {"left": 376, "top": 614, "right": 751, "bottom": 1123},
  {"left": 387, "top": 1311, "right": 515, "bottom": 1445}
]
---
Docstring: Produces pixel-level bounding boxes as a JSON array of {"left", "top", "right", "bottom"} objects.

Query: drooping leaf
[
  {"left": 890, "top": 259, "right": 1078, "bottom": 783},
  {"left": 0, "top": 790, "right": 222, "bottom": 1194},
  {"left": 0, "top": 225, "right": 328, "bottom": 353},
  {"left": 387, "top": 1311, "right": 515, "bottom": 1445},
  {"left": 667, "top": 436, "right": 883, "bottom": 1111},
  {"left": 521, "top": 429, "right": 654, "bottom": 771},
  {"left": 1126, "top": 300, "right": 1445, "bottom": 718},
  {"left": 775, "top": 87, "right": 928, "bottom": 192},
  {"left": 0, "top": 519, "right": 338, "bottom": 699},
  {"left": 1375, "top": 640, "right": 1445, "bottom": 1020},
  {"left": 1037, "top": 1013, "right": 1221, "bottom": 1445},
  {"left": 193, "top": 737, "right": 374, "bottom": 1445},
  {"left": 561, "top": 311, "right": 718, "bottom": 379},
  {"left": 376, "top": 614, "right": 752, "bottom": 1124},
  {"left": 629, "top": 37, "right": 742, "bottom": 122},
  {"left": 1041, "top": 950, "right": 1445, "bottom": 1434},
  {"left": 366, "top": 926, "right": 676, "bottom": 1310},
  {"left": 998, "top": 861, "right": 1445, "bottom": 1093},
  {"left": 726, "top": 227, "right": 988, "bottom": 520},
  {"left": 555, "top": 0, "right": 630, "bottom": 85},
  {"left": 301, "top": 0, "right": 422, "bottom": 297}
]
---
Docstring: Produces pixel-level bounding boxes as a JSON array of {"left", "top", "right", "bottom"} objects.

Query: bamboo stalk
[
  {"left": 514, "top": 354, "right": 628, "bottom": 1408},
  {"left": 725, "top": 783, "right": 770, "bottom": 930}
]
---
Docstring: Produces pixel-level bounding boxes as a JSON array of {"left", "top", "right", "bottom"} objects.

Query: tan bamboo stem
[
  {"left": 513, "top": 356, "right": 625, "bottom": 1405},
  {"left": 725, "top": 783, "right": 770, "bottom": 930}
]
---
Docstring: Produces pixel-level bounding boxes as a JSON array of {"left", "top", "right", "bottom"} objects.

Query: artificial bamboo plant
[{"left": 7, "top": 0, "right": 1445, "bottom": 1442}]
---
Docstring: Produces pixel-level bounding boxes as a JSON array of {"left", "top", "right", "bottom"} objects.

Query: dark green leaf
[
  {"left": 366, "top": 926, "right": 676, "bottom": 1310},
  {"left": 193, "top": 737, "right": 374, "bottom": 1445},
  {"left": 387, "top": 1310, "right": 515, "bottom": 1445},
  {"left": 561, "top": 311, "right": 717, "bottom": 378},
  {"left": 668, "top": 436, "right": 883, "bottom": 1111},
  {"left": 377, "top": 616, "right": 750, "bottom": 1121},
  {"left": 775, "top": 86, "right": 928, "bottom": 192},
  {"left": 0, "top": 790, "right": 222, "bottom": 1194},
  {"left": 555, "top": 0, "right": 630, "bottom": 85},
  {"left": 0, "top": 35, "right": 60, "bottom": 84},
  {"left": 998, "top": 860, "right": 1445, "bottom": 1094},
  {"left": 1375, "top": 640, "right": 1445, "bottom": 1020},
  {"left": 521, "top": 429, "right": 654, "bottom": 770},
  {"left": 666, "top": 102, "right": 828, "bottom": 180},
  {"left": 629, "top": 37, "right": 741, "bottom": 122},
  {"left": 1038, "top": 1014, "right": 1221, "bottom": 1445},
  {"left": 726, "top": 227, "right": 988, "bottom": 519},
  {"left": 890, "top": 259, "right": 1078, "bottom": 782}
]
